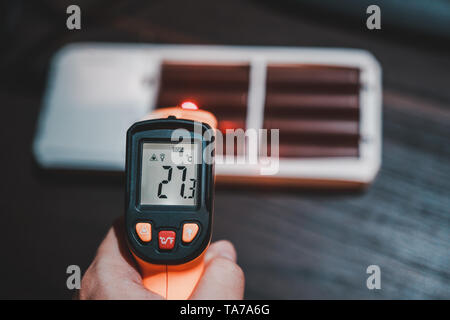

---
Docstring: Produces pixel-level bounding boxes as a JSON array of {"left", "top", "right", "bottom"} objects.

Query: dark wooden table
[{"left": 0, "top": 0, "right": 448, "bottom": 299}]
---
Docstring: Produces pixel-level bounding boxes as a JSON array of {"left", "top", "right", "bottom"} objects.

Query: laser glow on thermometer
[{"left": 181, "top": 101, "right": 199, "bottom": 110}]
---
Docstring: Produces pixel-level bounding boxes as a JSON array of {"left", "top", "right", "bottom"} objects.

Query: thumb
[
  {"left": 190, "top": 240, "right": 245, "bottom": 300},
  {"left": 79, "top": 218, "right": 163, "bottom": 300}
]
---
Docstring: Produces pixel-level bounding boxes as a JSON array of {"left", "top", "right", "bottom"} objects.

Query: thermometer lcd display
[{"left": 140, "top": 143, "right": 199, "bottom": 206}]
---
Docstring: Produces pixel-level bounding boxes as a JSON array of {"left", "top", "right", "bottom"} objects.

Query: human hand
[{"left": 77, "top": 219, "right": 245, "bottom": 299}]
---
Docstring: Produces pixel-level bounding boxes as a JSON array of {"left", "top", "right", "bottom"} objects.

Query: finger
[
  {"left": 190, "top": 241, "right": 245, "bottom": 300},
  {"left": 204, "top": 240, "right": 237, "bottom": 264},
  {"left": 83, "top": 218, "right": 163, "bottom": 299},
  {"left": 96, "top": 218, "right": 138, "bottom": 273}
]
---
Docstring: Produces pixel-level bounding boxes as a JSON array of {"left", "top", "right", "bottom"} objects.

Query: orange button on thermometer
[
  {"left": 125, "top": 106, "right": 216, "bottom": 299},
  {"left": 182, "top": 223, "right": 199, "bottom": 243},
  {"left": 136, "top": 223, "right": 152, "bottom": 242}
]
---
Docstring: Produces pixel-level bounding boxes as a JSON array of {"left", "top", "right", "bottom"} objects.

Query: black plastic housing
[{"left": 125, "top": 117, "right": 214, "bottom": 265}]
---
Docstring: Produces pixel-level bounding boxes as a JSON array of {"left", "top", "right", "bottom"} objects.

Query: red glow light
[
  {"left": 181, "top": 101, "right": 198, "bottom": 110},
  {"left": 219, "top": 120, "right": 238, "bottom": 131}
]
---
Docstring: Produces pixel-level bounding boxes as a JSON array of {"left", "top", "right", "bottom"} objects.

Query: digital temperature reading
[{"left": 140, "top": 142, "right": 199, "bottom": 206}]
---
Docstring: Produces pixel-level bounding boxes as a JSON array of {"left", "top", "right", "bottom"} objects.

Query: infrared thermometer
[{"left": 125, "top": 105, "right": 216, "bottom": 299}]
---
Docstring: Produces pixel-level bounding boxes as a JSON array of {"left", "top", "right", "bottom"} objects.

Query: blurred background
[{"left": 0, "top": 0, "right": 449, "bottom": 299}]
